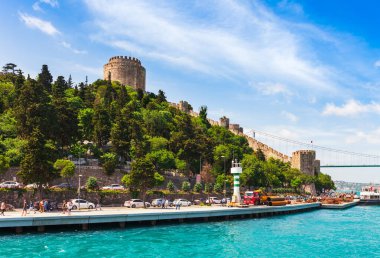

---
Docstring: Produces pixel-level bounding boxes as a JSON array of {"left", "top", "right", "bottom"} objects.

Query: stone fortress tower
[
  {"left": 291, "top": 150, "right": 320, "bottom": 195},
  {"left": 103, "top": 56, "right": 146, "bottom": 91}
]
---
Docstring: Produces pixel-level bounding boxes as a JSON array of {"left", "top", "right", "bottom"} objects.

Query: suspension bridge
[{"left": 245, "top": 129, "right": 380, "bottom": 168}]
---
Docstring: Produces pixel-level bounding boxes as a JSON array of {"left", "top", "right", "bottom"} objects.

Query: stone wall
[
  {"left": 0, "top": 190, "right": 224, "bottom": 208},
  {"left": 103, "top": 56, "right": 146, "bottom": 91}
]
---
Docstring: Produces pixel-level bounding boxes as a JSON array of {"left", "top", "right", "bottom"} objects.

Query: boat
[{"left": 359, "top": 185, "right": 380, "bottom": 205}]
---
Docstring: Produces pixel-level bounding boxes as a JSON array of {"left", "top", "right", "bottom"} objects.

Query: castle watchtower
[
  {"left": 291, "top": 150, "right": 320, "bottom": 195},
  {"left": 103, "top": 56, "right": 146, "bottom": 91}
]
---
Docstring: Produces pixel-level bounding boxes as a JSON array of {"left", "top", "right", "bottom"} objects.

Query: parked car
[
  {"left": 151, "top": 198, "right": 164, "bottom": 207},
  {"left": 70, "top": 199, "right": 95, "bottom": 210},
  {"left": 206, "top": 197, "right": 222, "bottom": 204},
  {"left": 193, "top": 198, "right": 206, "bottom": 205},
  {"left": 173, "top": 199, "right": 191, "bottom": 207},
  {"left": 101, "top": 184, "right": 125, "bottom": 190},
  {"left": 50, "top": 183, "right": 72, "bottom": 189},
  {"left": 0, "top": 181, "right": 21, "bottom": 189},
  {"left": 25, "top": 183, "right": 48, "bottom": 189},
  {"left": 124, "top": 199, "right": 151, "bottom": 208}
]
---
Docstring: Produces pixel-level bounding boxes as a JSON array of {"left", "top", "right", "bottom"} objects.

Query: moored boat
[{"left": 359, "top": 186, "right": 380, "bottom": 205}]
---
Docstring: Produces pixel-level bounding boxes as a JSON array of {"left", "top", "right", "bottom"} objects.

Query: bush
[
  {"left": 181, "top": 181, "right": 191, "bottom": 192},
  {"left": 213, "top": 183, "right": 222, "bottom": 193},
  {"left": 86, "top": 176, "right": 99, "bottom": 191},
  {"left": 193, "top": 182, "right": 202, "bottom": 193},
  {"left": 167, "top": 180, "right": 175, "bottom": 192},
  {"left": 204, "top": 183, "right": 212, "bottom": 193}
]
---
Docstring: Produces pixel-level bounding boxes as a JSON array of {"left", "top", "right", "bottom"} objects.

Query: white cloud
[
  {"left": 322, "top": 99, "right": 380, "bottom": 117},
  {"left": 255, "top": 82, "right": 293, "bottom": 96},
  {"left": 281, "top": 111, "right": 298, "bottom": 122},
  {"left": 345, "top": 127, "right": 380, "bottom": 145},
  {"left": 33, "top": 0, "right": 59, "bottom": 11},
  {"left": 61, "top": 41, "right": 87, "bottom": 54},
  {"left": 19, "top": 12, "right": 60, "bottom": 36},
  {"left": 84, "top": 0, "right": 344, "bottom": 94},
  {"left": 375, "top": 60, "right": 380, "bottom": 68},
  {"left": 277, "top": 0, "right": 304, "bottom": 15}
]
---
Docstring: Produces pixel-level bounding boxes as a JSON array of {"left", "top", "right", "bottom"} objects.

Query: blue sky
[{"left": 1, "top": 0, "right": 380, "bottom": 183}]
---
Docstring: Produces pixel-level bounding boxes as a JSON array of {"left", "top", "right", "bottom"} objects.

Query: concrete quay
[
  {"left": 0, "top": 203, "right": 320, "bottom": 233},
  {"left": 320, "top": 200, "right": 360, "bottom": 209}
]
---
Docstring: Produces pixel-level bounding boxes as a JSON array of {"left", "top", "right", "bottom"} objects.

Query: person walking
[
  {"left": 62, "top": 200, "right": 67, "bottom": 214},
  {"left": 21, "top": 199, "right": 27, "bottom": 216},
  {"left": 28, "top": 200, "right": 34, "bottom": 214},
  {"left": 67, "top": 200, "right": 72, "bottom": 215},
  {"left": 161, "top": 198, "right": 165, "bottom": 209},
  {"left": 43, "top": 200, "right": 48, "bottom": 212},
  {"left": 39, "top": 200, "right": 44, "bottom": 213},
  {"left": 0, "top": 201, "right": 6, "bottom": 216}
]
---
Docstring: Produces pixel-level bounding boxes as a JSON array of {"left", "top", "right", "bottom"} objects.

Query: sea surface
[{"left": 1, "top": 205, "right": 379, "bottom": 257}]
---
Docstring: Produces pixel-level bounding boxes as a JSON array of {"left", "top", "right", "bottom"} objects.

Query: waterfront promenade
[{"left": 0, "top": 203, "right": 320, "bottom": 232}]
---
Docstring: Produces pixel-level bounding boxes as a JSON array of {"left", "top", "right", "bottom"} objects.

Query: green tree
[
  {"left": 111, "top": 106, "right": 132, "bottom": 161},
  {"left": 146, "top": 149, "right": 176, "bottom": 172},
  {"left": 93, "top": 103, "right": 111, "bottom": 147},
  {"left": 193, "top": 182, "right": 202, "bottom": 193},
  {"left": 122, "top": 157, "right": 163, "bottom": 207},
  {"left": 101, "top": 152, "right": 118, "bottom": 176},
  {"left": 86, "top": 176, "right": 99, "bottom": 191},
  {"left": 0, "top": 155, "right": 10, "bottom": 174},
  {"left": 241, "top": 154, "right": 267, "bottom": 188},
  {"left": 199, "top": 105, "right": 211, "bottom": 129},
  {"left": 167, "top": 180, "right": 175, "bottom": 192},
  {"left": 78, "top": 108, "right": 94, "bottom": 140},
  {"left": 182, "top": 181, "right": 191, "bottom": 192},
  {"left": 315, "top": 173, "right": 336, "bottom": 193},
  {"left": 18, "top": 130, "right": 58, "bottom": 198},
  {"left": 54, "top": 159, "right": 75, "bottom": 183},
  {"left": 15, "top": 78, "right": 54, "bottom": 139},
  {"left": 37, "top": 64, "right": 53, "bottom": 93}
]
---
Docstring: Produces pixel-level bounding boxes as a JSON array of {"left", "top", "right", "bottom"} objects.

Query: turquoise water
[{"left": 1, "top": 206, "right": 380, "bottom": 257}]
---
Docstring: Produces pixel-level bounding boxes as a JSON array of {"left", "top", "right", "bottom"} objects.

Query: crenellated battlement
[{"left": 108, "top": 56, "right": 142, "bottom": 65}]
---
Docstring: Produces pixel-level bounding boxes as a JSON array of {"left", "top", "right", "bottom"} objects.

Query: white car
[
  {"left": 70, "top": 199, "right": 95, "bottom": 210},
  {"left": 101, "top": 184, "right": 125, "bottom": 190},
  {"left": 124, "top": 199, "right": 151, "bottom": 208},
  {"left": 0, "top": 181, "right": 21, "bottom": 188},
  {"left": 206, "top": 197, "right": 222, "bottom": 204},
  {"left": 173, "top": 199, "right": 192, "bottom": 207},
  {"left": 25, "top": 183, "right": 48, "bottom": 189}
]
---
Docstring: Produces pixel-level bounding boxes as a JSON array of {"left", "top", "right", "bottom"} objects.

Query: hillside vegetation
[{"left": 0, "top": 63, "right": 335, "bottom": 196}]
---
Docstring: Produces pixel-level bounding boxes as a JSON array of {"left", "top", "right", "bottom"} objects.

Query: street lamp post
[
  {"left": 78, "top": 174, "right": 82, "bottom": 209},
  {"left": 221, "top": 155, "right": 226, "bottom": 198}
]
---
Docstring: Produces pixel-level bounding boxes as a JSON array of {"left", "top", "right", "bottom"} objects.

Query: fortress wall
[{"left": 168, "top": 101, "right": 290, "bottom": 162}]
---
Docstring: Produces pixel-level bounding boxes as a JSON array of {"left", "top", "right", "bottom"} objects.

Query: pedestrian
[
  {"left": 28, "top": 201, "right": 34, "bottom": 214},
  {"left": 0, "top": 201, "right": 6, "bottom": 216},
  {"left": 39, "top": 200, "right": 44, "bottom": 213},
  {"left": 62, "top": 200, "right": 67, "bottom": 214},
  {"left": 161, "top": 198, "right": 165, "bottom": 209},
  {"left": 21, "top": 199, "right": 27, "bottom": 216},
  {"left": 165, "top": 199, "right": 169, "bottom": 208},
  {"left": 44, "top": 200, "right": 48, "bottom": 212},
  {"left": 95, "top": 202, "right": 102, "bottom": 211},
  {"left": 67, "top": 200, "right": 72, "bottom": 215}
]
